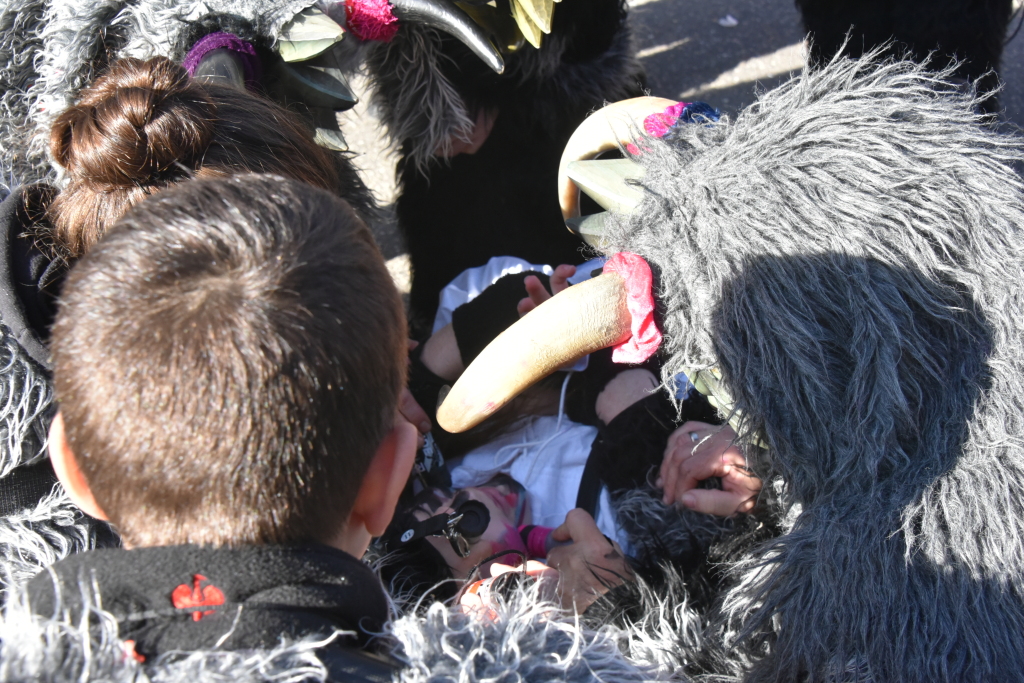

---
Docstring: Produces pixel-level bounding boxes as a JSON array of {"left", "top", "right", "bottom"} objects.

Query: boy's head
[{"left": 49, "top": 174, "right": 413, "bottom": 550}]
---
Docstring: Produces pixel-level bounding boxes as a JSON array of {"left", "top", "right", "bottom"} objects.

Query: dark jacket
[
  {"left": 28, "top": 543, "right": 399, "bottom": 680},
  {"left": 0, "top": 184, "right": 65, "bottom": 371}
]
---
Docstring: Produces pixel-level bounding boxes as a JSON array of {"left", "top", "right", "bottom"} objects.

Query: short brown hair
[
  {"left": 51, "top": 174, "right": 406, "bottom": 548},
  {"left": 47, "top": 56, "right": 369, "bottom": 259}
]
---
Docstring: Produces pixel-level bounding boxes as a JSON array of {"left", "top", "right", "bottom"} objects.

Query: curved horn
[
  {"left": 390, "top": 0, "right": 505, "bottom": 74},
  {"left": 436, "top": 273, "right": 631, "bottom": 433},
  {"left": 557, "top": 96, "right": 678, "bottom": 223}
]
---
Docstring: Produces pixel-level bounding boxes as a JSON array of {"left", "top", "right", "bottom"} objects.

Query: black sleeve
[
  {"left": 449, "top": 271, "right": 550, "bottom": 365},
  {"left": 577, "top": 390, "right": 721, "bottom": 513}
]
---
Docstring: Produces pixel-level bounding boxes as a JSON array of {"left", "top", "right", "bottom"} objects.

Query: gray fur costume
[
  {"left": 594, "top": 53, "right": 1024, "bottom": 681},
  {"left": 0, "top": 579, "right": 662, "bottom": 683}
]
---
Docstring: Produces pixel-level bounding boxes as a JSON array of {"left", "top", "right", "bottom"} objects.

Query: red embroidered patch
[{"left": 170, "top": 574, "right": 225, "bottom": 622}]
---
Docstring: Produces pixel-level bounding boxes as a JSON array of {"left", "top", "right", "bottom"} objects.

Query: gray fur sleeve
[
  {"left": 388, "top": 588, "right": 663, "bottom": 682},
  {"left": 603, "top": 53, "right": 1024, "bottom": 682},
  {"left": 0, "top": 322, "right": 105, "bottom": 605}
]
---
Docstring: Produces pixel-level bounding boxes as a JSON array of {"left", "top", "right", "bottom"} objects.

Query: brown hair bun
[
  {"left": 50, "top": 57, "right": 215, "bottom": 188},
  {"left": 46, "top": 55, "right": 355, "bottom": 260}
]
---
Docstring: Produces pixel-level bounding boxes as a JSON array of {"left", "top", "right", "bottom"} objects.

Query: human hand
[
  {"left": 657, "top": 421, "right": 761, "bottom": 516},
  {"left": 517, "top": 264, "right": 576, "bottom": 317},
  {"left": 398, "top": 387, "right": 431, "bottom": 443},
  {"left": 546, "top": 509, "right": 633, "bottom": 612},
  {"left": 419, "top": 324, "right": 464, "bottom": 382},
  {"left": 400, "top": 341, "right": 432, "bottom": 445}
]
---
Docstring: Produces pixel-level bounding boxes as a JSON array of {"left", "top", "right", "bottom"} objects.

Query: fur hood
[
  {"left": 364, "top": 0, "right": 642, "bottom": 171},
  {"left": 602, "top": 54, "right": 1024, "bottom": 681}
]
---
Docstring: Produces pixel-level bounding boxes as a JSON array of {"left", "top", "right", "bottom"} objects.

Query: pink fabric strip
[
  {"left": 345, "top": 0, "right": 399, "bottom": 41},
  {"left": 602, "top": 252, "right": 662, "bottom": 364},
  {"left": 625, "top": 102, "right": 689, "bottom": 155},
  {"left": 644, "top": 102, "right": 688, "bottom": 137}
]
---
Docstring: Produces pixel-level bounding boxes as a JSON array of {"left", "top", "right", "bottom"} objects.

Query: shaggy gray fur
[
  {"left": 613, "top": 485, "right": 732, "bottom": 567},
  {"left": 0, "top": 578, "right": 662, "bottom": 682},
  {"left": 364, "top": 15, "right": 641, "bottom": 171},
  {"left": 0, "top": 323, "right": 52, "bottom": 477},
  {"left": 364, "top": 25, "right": 476, "bottom": 170},
  {"left": 0, "top": 0, "right": 310, "bottom": 192},
  {"left": 388, "top": 586, "right": 662, "bottom": 682},
  {"left": 0, "top": 320, "right": 101, "bottom": 606},
  {"left": 605, "top": 53, "right": 1024, "bottom": 682},
  {"left": 0, "top": 491, "right": 97, "bottom": 606}
]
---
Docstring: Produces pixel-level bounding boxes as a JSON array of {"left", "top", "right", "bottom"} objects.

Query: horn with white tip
[
  {"left": 436, "top": 272, "right": 631, "bottom": 433},
  {"left": 557, "top": 96, "right": 678, "bottom": 222}
]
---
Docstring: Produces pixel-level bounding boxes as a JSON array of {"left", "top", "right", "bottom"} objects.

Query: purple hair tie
[{"left": 182, "top": 32, "right": 263, "bottom": 91}]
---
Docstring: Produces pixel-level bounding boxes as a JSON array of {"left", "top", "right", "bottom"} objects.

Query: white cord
[
  {"left": 495, "top": 371, "right": 574, "bottom": 483},
  {"left": 451, "top": 371, "right": 575, "bottom": 486}
]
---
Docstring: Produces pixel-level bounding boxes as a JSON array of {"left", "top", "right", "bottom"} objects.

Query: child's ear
[
  {"left": 48, "top": 412, "right": 108, "bottom": 521},
  {"left": 351, "top": 418, "right": 419, "bottom": 538}
]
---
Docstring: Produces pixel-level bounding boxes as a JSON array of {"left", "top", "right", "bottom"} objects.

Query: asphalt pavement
[{"left": 340, "top": 0, "right": 1024, "bottom": 286}]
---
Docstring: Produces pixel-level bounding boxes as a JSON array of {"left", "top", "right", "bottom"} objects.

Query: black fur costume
[{"left": 365, "top": 0, "right": 644, "bottom": 331}]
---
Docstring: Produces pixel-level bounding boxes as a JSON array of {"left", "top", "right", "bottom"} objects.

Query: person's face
[{"left": 413, "top": 475, "right": 531, "bottom": 579}]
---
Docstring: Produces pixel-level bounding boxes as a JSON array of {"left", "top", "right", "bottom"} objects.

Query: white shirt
[{"left": 447, "top": 415, "right": 631, "bottom": 553}]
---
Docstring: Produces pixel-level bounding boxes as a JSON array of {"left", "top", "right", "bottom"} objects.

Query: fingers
[
  {"left": 517, "top": 274, "right": 553, "bottom": 318},
  {"left": 659, "top": 421, "right": 762, "bottom": 512},
  {"left": 491, "top": 560, "right": 556, "bottom": 579},
  {"left": 678, "top": 488, "right": 757, "bottom": 517},
  {"left": 545, "top": 512, "right": 632, "bottom": 612},
  {"left": 659, "top": 426, "right": 697, "bottom": 505},
  {"left": 398, "top": 387, "right": 432, "bottom": 436},
  {"left": 659, "top": 422, "right": 712, "bottom": 491},
  {"left": 549, "top": 264, "right": 576, "bottom": 294},
  {"left": 550, "top": 508, "right": 604, "bottom": 543},
  {"left": 517, "top": 266, "right": 575, "bottom": 317}
]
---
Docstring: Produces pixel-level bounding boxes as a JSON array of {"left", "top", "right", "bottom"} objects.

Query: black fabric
[
  {"left": 450, "top": 271, "right": 550, "bottom": 365},
  {"left": 0, "top": 459, "right": 59, "bottom": 517},
  {"left": 582, "top": 390, "right": 721, "bottom": 505},
  {"left": 27, "top": 543, "right": 397, "bottom": 673},
  {"left": 0, "top": 185, "right": 66, "bottom": 371}
]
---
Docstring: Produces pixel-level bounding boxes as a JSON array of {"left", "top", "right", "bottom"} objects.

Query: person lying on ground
[{"left": 378, "top": 263, "right": 763, "bottom": 613}]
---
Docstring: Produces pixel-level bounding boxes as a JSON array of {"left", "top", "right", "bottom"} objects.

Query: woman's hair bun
[{"left": 50, "top": 57, "right": 216, "bottom": 188}]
